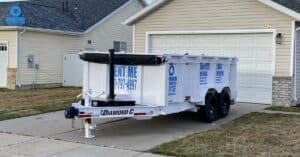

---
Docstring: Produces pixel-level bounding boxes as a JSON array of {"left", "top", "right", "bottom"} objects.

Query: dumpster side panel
[
  {"left": 114, "top": 65, "right": 142, "bottom": 104},
  {"left": 83, "top": 62, "right": 108, "bottom": 95},
  {"left": 142, "top": 65, "right": 167, "bottom": 106},
  {"left": 167, "top": 63, "right": 201, "bottom": 103}
]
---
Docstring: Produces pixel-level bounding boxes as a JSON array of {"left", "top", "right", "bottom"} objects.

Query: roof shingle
[{"left": 0, "top": 0, "right": 131, "bottom": 32}]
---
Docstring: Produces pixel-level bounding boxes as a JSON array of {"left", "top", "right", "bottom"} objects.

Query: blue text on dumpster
[
  {"left": 168, "top": 64, "right": 177, "bottom": 96},
  {"left": 200, "top": 63, "right": 210, "bottom": 85},
  {"left": 114, "top": 66, "right": 137, "bottom": 91},
  {"left": 216, "top": 64, "right": 224, "bottom": 84}
]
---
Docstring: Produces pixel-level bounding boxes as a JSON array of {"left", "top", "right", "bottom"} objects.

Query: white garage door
[{"left": 149, "top": 33, "right": 273, "bottom": 104}]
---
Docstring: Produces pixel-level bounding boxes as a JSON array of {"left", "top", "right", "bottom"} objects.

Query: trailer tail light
[
  {"left": 79, "top": 114, "right": 92, "bottom": 118},
  {"left": 134, "top": 112, "right": 146, "bottom": 116},
  {"left": 185, "top": 96, "right": 191, "bottom": 101}
]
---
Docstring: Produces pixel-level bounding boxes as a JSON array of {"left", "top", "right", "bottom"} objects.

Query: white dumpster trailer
[{"left": 65, "top": 49, "right": 237, "bottom": 138}]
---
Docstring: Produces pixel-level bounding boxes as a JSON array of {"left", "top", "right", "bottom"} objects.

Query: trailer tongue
[{"left": 65, "top": 49, "right": 238, "bottom": 138}]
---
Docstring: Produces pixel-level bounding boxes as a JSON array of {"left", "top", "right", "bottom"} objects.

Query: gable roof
[
  {"left": 0, "top": 0, "right": 134, "bottom": 33},
  {"left": 124, "top": 0, "right": 300, "bottom": 25}
]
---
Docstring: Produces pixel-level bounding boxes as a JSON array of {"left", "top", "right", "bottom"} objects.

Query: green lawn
[
  {"left": 151, "top": 112, "right": 300, "bottom": 157},
  {"left": 265, "top": 106, "right": 300, "bottom": 113},
  {"left": 0, "top": 88, "right": 81, "bottom": 121}
]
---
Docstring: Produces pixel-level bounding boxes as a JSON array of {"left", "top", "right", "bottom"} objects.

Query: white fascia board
[
  {"left": 258, "top": 0, "right": 300, "bottom": 21},
  {"left": 0, "top": 26, "right": 83, "bottom": 36},
  {"left": 146, "top": 29, "right": 276, "bottom": 35},
  {"left": 125, "top": 0, "right": 300, "bottom": 26},
  {"left": 124, "top": 0, "right": 169, "bottom": 25}
]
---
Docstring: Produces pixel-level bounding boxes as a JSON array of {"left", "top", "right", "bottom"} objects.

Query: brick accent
[
  {"left": 6, "top": 68, "right": 16, "bottom": 89},
  {"left": 272, "top": 76, "right": 292, "bottom": 106}
]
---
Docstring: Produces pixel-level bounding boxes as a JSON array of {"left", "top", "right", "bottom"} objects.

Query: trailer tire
[
  {"left": 201, "top": 93, "right": 218, "bottom": 122},
  {"left": 218, "top": 92, "right": 231, "bottom": 118}
]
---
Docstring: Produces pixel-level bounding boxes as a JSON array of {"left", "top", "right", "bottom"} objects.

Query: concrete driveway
[{"left": 0, "top": 103, "right": 266, "bottom": 152}]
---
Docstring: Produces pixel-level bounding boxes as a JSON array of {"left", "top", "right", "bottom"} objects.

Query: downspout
[{"left": 293, "top": 26, "right": 300, "bottom": 103}]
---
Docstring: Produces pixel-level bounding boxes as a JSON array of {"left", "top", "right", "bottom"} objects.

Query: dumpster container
[{"left": 65, "top": 49, "right": 238, "bottom": 138}]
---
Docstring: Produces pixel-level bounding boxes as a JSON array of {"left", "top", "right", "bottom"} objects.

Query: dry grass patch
[
  {"left": 0, "top": 88, "right": 81, "bottom": 121},
  {"left": 265, "top": 106, "right": 300, "bottom": 113},
  {"left": 151, "top": 112, "right": 300, "bottom": 157}
]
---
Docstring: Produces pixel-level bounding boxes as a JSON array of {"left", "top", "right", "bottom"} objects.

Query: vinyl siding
[
  {"left": 134, "top": 0, "right": 293, "bottom": 76},
  {"left": 0, "top": 31, "right": 17, "bottom": 68},
  {"left": 17, "top": 0, "right": 142, "bottom": 86},
  {"left": 82, "top": 0, "right": 143, "bottom": 52},
  {"left": 18, "top": 32, "right": 81, "bottom": 85}
]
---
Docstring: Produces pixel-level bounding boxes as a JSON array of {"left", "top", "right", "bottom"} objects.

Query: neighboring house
[
  {"left": 124, "top": 0, "right": 300, "bottom": 106},
  {"left": 0, "top": 0, "right": 144, "bottom": 89}
]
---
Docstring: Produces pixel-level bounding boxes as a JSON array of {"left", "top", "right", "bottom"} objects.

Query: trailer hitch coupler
[{"left": 64, "top": 107, "right": 79, "bottom": 119}]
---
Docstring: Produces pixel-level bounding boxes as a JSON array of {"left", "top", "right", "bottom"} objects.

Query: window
[
  {"left": 0, "top": 44, "right": 7, "bottom": 52},
  {"left": 114, "top": 41, "right": 127, "bottom": 52}
]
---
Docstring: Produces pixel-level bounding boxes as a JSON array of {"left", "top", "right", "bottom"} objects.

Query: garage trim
[{"left": 145, "top": 29, "right": 277, "bottom": 76}]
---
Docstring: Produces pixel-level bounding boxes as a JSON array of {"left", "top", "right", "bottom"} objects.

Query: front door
[{"left": 0, "top": 43, "right": 8, "bottom": 87}]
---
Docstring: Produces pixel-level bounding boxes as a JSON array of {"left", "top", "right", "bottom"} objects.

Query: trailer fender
[
  {"left": 205, "top": 89, "right": 218, "bottom": 100},
  {"left": 221, "top": 87, "right": 231, "bottom": 99}
]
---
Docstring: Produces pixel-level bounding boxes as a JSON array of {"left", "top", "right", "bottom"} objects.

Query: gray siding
[
  {"left": 82, "top": 0, "right": 143, "bottom": 52},
  {"left": 17, "top": 0, "right": 143, "bottom": 86}
]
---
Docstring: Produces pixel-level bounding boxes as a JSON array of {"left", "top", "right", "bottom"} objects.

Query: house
[
  {"left": 124, "top": 0, "right": 300, "bottom": 106},
  {"left": 0, "top": 0, "right": 144, "bottom": 89}
]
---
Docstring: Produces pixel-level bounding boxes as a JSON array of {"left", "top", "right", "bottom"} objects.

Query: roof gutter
[
  {"left": 0, "top": 26, "right": 84, "bottom": 36},
  {"left": 124, "top": 0, "right": 170, "bottom": 25}
]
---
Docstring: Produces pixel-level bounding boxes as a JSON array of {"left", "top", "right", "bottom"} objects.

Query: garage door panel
[
  {"left": 238, "top": 60, "right": 255, "bottom": 72},
  {"left": 222, "top": 47, "right": 237, "bottom": 56},
  {"left": 238, "top": 73, "right": 255, "bottom": 85},
  {"left": 223, "top": 37, "right": 239, "bottom": 46},
  {"left": 239, "top": 36, "right": 255, "bottom": 47},
  {"left": 203, "top": 48, "right": 223, "bottom": 56},
  {"left": 238, "top": 48, "right": 255, "bottom": 59},
  {"left": 238, "top": 87, "right": 271, "bottom": 104},
  {"left": 255, "top": 35, "right": 273, "bottom": 46},
  {"left": 255, "top": 63, "right": 273, "bottom": 73},
  {"left": 254, "top": 48, "right": 273, "bottom": 59},
  {"left": 204, "top": 37, "right": 222, "bottom": 47},
  {"left": 150, "top": 33, "right": 273, "bottom": 104}
]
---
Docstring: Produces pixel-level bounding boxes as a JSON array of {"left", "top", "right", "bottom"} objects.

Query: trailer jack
[{"left": 84, "top": 119, "right": 96, "bottom": 138}]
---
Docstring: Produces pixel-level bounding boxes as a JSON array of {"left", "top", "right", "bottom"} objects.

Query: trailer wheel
[
  {"left": 218, "top": 92, "right": 231, "bottom": 118},
  {"left": 201, "top": 94, "right": 217, "bottom": 122}
]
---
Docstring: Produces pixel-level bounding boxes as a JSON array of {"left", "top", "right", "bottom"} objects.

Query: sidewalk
[
  {"left": 262, "top": 110, "right": 300, "bottom": 115},
  {"left": 0, "top": 133, "right": 166, "bottom": 157}
]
